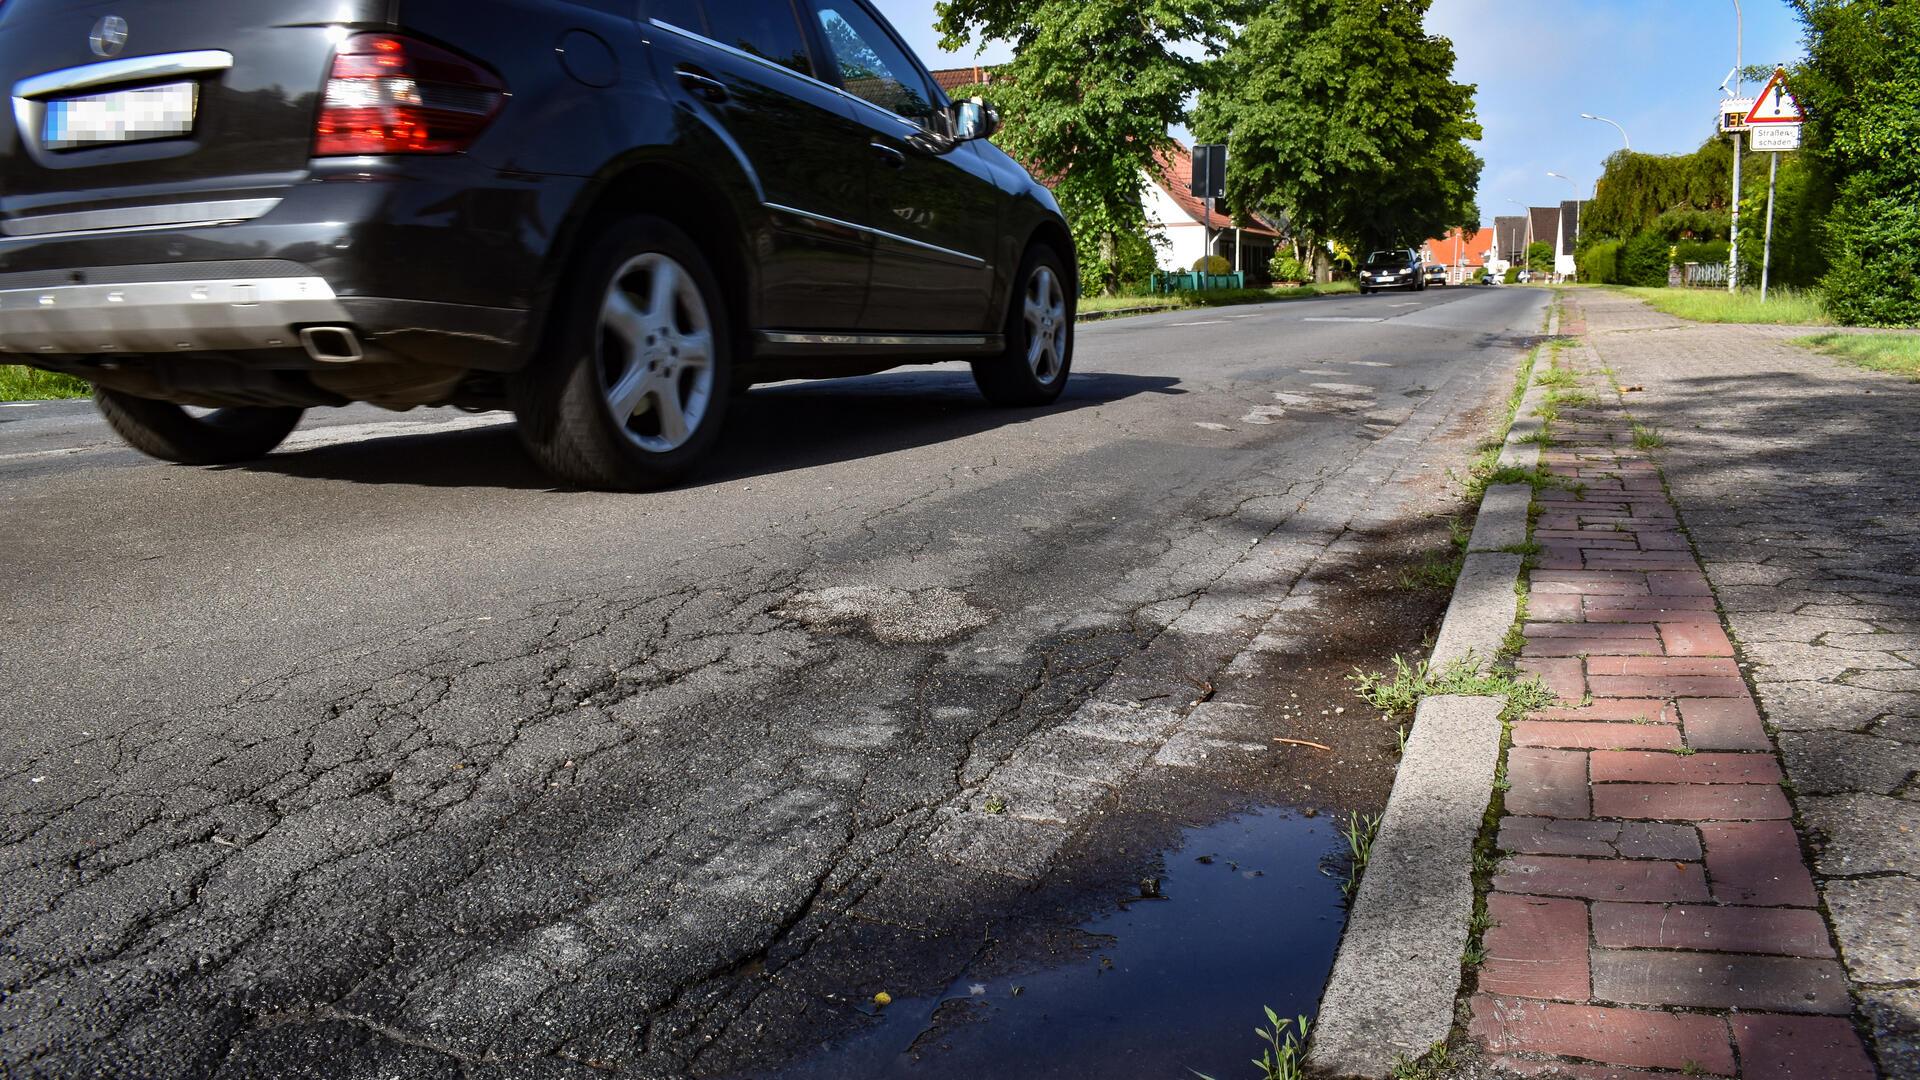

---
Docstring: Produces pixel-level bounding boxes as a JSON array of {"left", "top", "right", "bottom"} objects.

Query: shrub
[
  {"left": 1672, "top": 239, "right": 1730, "bottom": 267},
  {"left": 1618, "top": 232, "right": 1673, "bottom": 287},
  {"left": 1192, "top": 254, "right": 1232, "bottom": 274},
  {"left": 1473, "top": 267, "right": 1489, "bottom": 284},
  {"left": 1268, "top": 253, "right": 1310, "bottom": 283},
  {"left": 1578, "top": 239, "right": 1620, "bottom": 284},
  {"left": 1502, "top": 267, "right": 1519, "bottom": 284},
  {"left": 1526, "top": 240, "right": 1555, "bottom": 273}
]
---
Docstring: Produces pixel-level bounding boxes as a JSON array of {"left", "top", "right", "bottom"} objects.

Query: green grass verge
[
  {"left": 1796, "top": 332, "right": 1920, "bottom": 381},
  {"left": 1077, "top": 281, "right": 1358, "bottom": 317},
  {"left": 0, "top": 365, "right": 91, "bottom": 402},
  {"left": 1612, "top": 286, "right": 1831, "bottom": 326}
]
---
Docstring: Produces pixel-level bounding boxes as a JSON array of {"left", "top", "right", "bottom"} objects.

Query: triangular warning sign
[{"left": 1746, "top": 69, "right": 1805, "bottom": 124}]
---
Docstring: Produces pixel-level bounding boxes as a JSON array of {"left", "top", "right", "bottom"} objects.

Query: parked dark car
[
  {"left": 1357, "top": 249, "right": 1423, "bottom": 294},
  {"left": 0, "top": 0, "right": 1076, "bottom": 489},
  {"left": 1423, "top": 263, "right": 1448, "bottom": 287}
]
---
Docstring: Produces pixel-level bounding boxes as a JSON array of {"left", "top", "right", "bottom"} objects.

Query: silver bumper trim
[
  {"left": 0, "top": 198, "right": 282, "bottom": 238},
  {"left": 0, "top": 276, "right": 347, "bottom": 355}
]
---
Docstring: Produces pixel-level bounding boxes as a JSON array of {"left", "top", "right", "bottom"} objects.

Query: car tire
[
  {"left": 95, "top": 389, "right": 303, "bottom": 465},
  {"left": 973, "top": 244, "right": 1073, "bottom": 407},
  {"left": 513, "top": 216, "right": 731, "bottom": 491}
]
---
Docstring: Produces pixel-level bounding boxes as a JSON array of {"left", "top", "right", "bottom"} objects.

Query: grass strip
[
  {"left": 1610, "top": 285, "right": 1831, "bottom": 326},
  {"left": 0, "top": 365, "right": 91, "bottom": 402},
  {"left": 1077, "top": 281, "right": 1358, "bottom": 318},
  {"left": 1795, "top": 332, "right": 1920, "bottom": 380}
]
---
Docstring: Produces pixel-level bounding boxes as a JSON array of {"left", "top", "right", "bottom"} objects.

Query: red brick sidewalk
[{"left": 1464, "top": 352, "right": 1879, "bottom": 1079}]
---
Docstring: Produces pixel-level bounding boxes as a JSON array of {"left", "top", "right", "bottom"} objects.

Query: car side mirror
[{"left": 952, "top": 97, "right": 1000, "bottom": 142}]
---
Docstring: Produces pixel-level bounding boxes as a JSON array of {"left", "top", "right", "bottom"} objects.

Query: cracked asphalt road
[{"left": 0, "top": 285, "right": 1548, "bottom": 1078}]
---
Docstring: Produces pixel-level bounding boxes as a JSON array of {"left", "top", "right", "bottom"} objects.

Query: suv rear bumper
[{"left": 0, "top": 161, "right": 576, "bottom": 373}]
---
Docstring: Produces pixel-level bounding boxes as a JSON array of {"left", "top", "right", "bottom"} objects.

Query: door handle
[
  {"left": 675, "top": 69, "right": 728, "bottom": 103},
  {"left": 869, "top": 141, "right": 905, "bottom": 169}
]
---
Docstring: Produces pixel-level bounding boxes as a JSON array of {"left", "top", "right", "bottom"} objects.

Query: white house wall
[{"left": 1140, "top": 172, "right": 1211, "bottom": 271}]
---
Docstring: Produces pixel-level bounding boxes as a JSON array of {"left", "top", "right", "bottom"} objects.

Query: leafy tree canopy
[
  {"left": 1789, "top": 0, "right": 1920, "bottom": 325},
  {"left": 1192, "top": 0, "right": 1482, "bottom": 254},
  {"left": 935, "top": 0, "right": 1241, "bottom": 294}
]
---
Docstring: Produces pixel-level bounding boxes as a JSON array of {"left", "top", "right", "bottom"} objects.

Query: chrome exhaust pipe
[{"left": 299, "top": 326, "right": 364, "bottom": 363}]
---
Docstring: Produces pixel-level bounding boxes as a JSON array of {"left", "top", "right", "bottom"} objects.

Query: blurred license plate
[{"left": 44, "top": 82, "right": 198, "bottom": 149}]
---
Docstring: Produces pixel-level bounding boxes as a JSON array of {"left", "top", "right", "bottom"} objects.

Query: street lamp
[
  {"left": 1580, "top": 113, "right": 1631, "bottom": 151},
  {"left": 1728, "top": 0, "right": 1744, "bottom": 294},
  {"left": 1547, "top": 171, "right": 1581, "bottom": 241}
]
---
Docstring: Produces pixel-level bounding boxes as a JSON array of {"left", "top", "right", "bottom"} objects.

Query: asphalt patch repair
[{"left": 772, "top": 512, "right": 1470, "bottom": 1077}]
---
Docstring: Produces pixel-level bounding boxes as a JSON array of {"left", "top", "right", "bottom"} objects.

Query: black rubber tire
[
  {"left": 972, "top": 244, "right": 1074, "bottom": 407},
  {"left": 95, "top": 389, "right": 303, "bottom": 465},
  {"left": 511, "top": 216, "right": 732, "bottom": 491}
]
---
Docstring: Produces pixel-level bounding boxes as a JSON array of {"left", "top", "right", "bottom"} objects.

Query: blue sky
[{"left": 870, "top": 0, "right": 1808, "bottom": 227}]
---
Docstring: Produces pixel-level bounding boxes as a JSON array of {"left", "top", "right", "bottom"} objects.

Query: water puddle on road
[{"left": 778, "top": 805, "right": 1349, "bottom": 1079}]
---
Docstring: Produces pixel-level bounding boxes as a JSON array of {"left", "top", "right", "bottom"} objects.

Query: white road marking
[
  {"left": 1193, "top": 422, "right": 1233, "bottom": 431},
  {"left": 1240, "top": 406, "right": 1286, "bottom": 425},
  {"left": 1390, "top": 302, "right": 1420, "bottom": 307},
  {"left": 1348, "top": 361, "right": 1393, "bottom": 367},
  {"left": 0, "top": 446, "right": 89, "bottom": 463},
  {"left": 1271, "top": 392, "right": 1313, "bottom": 405},
  {"left": 279, "top": 414, "right": 513, "bottom": 452},
  {"left": 1310, "top": 382, "right": 1376, "bottom": 395},
  {"left": 1302, "top": 316, "right": 1382, "bottom": 323},
  {"left": 1168, "top": 319, "right": 1230, "bottom": 326},
  {"left": 1, "top": 402, "right": 41, "bottom": 408}
]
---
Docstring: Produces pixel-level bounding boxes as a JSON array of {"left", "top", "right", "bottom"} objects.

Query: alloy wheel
[
  {"left": 1022, "top": 265, "right": 1067, "bottom": 383},
  {"left": 597, "top": 253, "right": 715, "bottom": 453}
]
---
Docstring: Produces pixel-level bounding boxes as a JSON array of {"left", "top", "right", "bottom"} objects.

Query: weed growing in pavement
[
  {"left": 1546, "top": 387, "right": 1598, "bottom": 409},
  {"left": 1389, "top": 1042, "right": 1456, "bottom": 1080},
  {"left": 1672, "top": 746, "right": 1698, "bottom": 756},
  {"left": 1398, "top": 517, "right": 1470, "bottom": 590},
  {"left": 1395, "top": 724, "right": 1409, "bottom": 756},
  {"left": 982, "top": 795, "right": 1008, "bottom": 814},
  {"left": 1190, "top": 1008, "right": 1309, "bottom": 1080},
  {"left": 1631, "top": 422, "right": 1665, "bottom": 450},
  {"left": 1350, "top": 655, "right": 1557, "bottom": 723},
  {"left": 1461, "top": 938, "right": 1488, "bottom": 968},
  {"left": 1532, "top": 367, "right": 1578, "bottom": 389},
  {"left": 1340, "top": 811, "right": 1382, "bottom": 897}
]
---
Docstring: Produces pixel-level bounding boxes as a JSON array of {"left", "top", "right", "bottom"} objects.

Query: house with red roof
[{"left": 1423, "top": 225, "right": 1496, "bottom": 284}]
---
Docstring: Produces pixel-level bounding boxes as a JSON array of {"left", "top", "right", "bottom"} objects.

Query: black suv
[
  {"left": 0, "top": 0, "right": 1075, "bottom": 489},
  {"left": 1356, "top": 249, "right": 1424, "bottom": 294}
]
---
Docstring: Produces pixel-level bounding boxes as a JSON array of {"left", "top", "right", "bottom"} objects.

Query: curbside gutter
[{"left": 1306, "top": 306, "right": 1552, "bottom": 1078}]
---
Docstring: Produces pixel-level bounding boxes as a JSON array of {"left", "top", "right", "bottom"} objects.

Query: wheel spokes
[{"left": 606, "top": 365, "right": 653, "bottom": 420}]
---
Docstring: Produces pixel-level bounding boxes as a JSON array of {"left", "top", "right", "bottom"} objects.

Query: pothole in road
[
  {"left": 780, "top": 585, "right": 992, "bottom": 644},
  {"left": 779, "top": 806, "right": 1347, "bottom": 1080}
]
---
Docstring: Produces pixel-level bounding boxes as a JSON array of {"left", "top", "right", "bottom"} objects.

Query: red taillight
[{"left": 314, "top": 34, "right": 506, "bottom": 156}]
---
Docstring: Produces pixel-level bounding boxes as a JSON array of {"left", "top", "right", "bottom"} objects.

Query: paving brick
[
  {"left": 1657, "top": 621, "right": 1734, "bottom": 657},
  {"left": 1523, "top": 636, "right": 1662, "bottom": 658},
  {"left": 1533, "top": 571, "right": 1653, "bottom": 596},
  {"left": 1526, "top": 622, "right": 1661, "bottom": 640},
  {"left": 1493, "top": 855, "right": 1708, "bottom": 902},
  {"left": 1732, "top": 1014, "right": 1878, "bottom": 1080},
  {"left": 1592, "top": 782, "right": 1791, "bottom": 821},
  {"left": 1589, "top": 750, "right": 1782, "bottom": 785},
  {"left": 1586, "top": 656, "right": 1741, "bottom": 677},
  {"left": 1506, "top": 748, "right": 1591, "bottom": 818},
  {"left": 1587, "top": 674, "right": 1749, "bottom": 699},
  {"left": 1528, "top": 593, "right": 1583, "bottom": 622},
  {"left": 1479, "top": 893, "right": 1590, "bottom": 1000},
  {"left": 1530, "top": 699, "right": 1675, "bottom": 723},
  {"left": 1700, "top": 820, "right": 1819, "bottom": 906},
  {"left": 1517, "top": 657, "right": 1587, "bottom": 704},
  {"left": 1583, "top": 595, "right": 1718, "bottom": 620},
  {"left": 1485, "top": 1057, "right": 1723, "bottom": 1080},
  {"left": 1647, "top": 571, "right": 1714, "bottom": 596},
  {"left": 1676, "top": 697, "right": 1772, "bottom": 752},
  {"left": 1585, "top": 552, "right": 1702, "bottom": 570},
  {"left": 1512, "top": 721, "right": 1683, "bottom": 750},
  {"left": 1590, "top": 949, "right": 1853, "bottom": 1014},
  {"left": 1633, "top": 530, "right": 1692, "bottom": 551},
  {"left": 1499, "top": 818, "right": 1699, "bottom": 860},
  {"left": 1591, "top": 902, "right": 1835, "bottom": 957},
  {"left": 1468, "top": 996, "right": 1734, "bottom": 1074}
]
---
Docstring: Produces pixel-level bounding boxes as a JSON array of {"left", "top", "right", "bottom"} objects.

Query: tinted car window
[
  {"left": 684, "top": 0, "right": 816, "bottom": 77},
  {"left": 1364, "top": 250, "right": 1410, "bottom": 268},
  {"left": 811, "top": 2, "right": 938, "bottom": 128}
]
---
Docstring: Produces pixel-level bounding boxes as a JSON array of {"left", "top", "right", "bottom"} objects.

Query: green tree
[
  {"left": 935, "top": 0, "right": 1238, "bottom": 295},
  {"left": 1790, "top": 0, "right": 1920, "bottom": 326},
  {"left": 1526, "top": 241, "right": 1554, "bottom": 274},
  {"left": 1192, "top": 0, "right": 1482, "bottom": 255}
]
